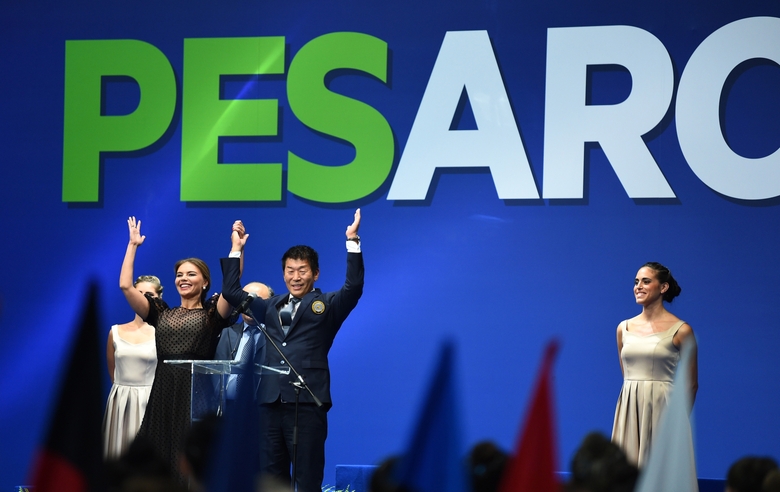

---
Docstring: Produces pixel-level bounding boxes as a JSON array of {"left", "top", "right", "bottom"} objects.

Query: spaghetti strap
[{"left": 668, "top": 319, "right": 685, "bottom": 337}]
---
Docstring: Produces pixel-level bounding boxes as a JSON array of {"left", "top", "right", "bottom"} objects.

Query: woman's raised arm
[{"left": 119, "top": 217, "right": 150, "bottom": 319}]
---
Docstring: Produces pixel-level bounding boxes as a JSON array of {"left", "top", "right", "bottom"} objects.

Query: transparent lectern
[{"left": 164, "top": 360, "right": 290, "bottom": 423}]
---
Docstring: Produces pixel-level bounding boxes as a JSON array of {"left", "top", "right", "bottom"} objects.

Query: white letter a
[{"left": 388, "top": 30, "right": 538, "bottom": 200}]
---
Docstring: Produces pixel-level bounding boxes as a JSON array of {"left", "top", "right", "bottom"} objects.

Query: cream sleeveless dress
[
  {"left": 611, "top": 319, "right": 685, "bottom": 467},
  {"left": 102, "top": 325, "right": 157, "bottom": 458}
]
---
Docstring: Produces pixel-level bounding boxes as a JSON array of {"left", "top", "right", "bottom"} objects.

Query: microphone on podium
[{"left": 230, "top": 292, "right": 258, "bottom": 317}]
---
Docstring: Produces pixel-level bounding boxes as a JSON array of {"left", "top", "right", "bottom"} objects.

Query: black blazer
[{"left": 221, "top": 252, "right": 364, "bottom": 407}]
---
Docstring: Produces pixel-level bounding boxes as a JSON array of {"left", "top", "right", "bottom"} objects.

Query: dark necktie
[
  {"left": 280, "top": 297, "right": 300, "bottom": 336},
  {"left": 236, "top": 326, "right": 258, "bottom": 391}
]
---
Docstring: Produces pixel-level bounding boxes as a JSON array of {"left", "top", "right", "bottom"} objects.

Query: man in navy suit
[
  {"left": 221, "top": 209, "right": 363, "bottom": 492},
  {"left": 214, "top": 281, "right": 274, "bottom": 400}
]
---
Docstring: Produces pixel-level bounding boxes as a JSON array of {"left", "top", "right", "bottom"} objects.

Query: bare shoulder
[
  {"left": 673, "top": 321, "right": 696, "bottom": 349},
  {"left": 619, "top": 316, "right": 637, "bottom": 332},
  {"left": 667, "top": 310, "right": 692, "bottom": 333},
  {"left": 616, "top": 320, "right": 628, "bottom": 342},
  {"left": 116, "top": 321, "right": 134, "bottom": 331},
  {"left": 676, "top": 322, "right": 695, "bottom": 338}
]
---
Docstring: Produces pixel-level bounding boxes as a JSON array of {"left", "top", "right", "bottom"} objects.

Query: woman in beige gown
[
  {"left": 102, "top": 275, "right": 163, "bottom": 459},
  {"left": 611, "top": 262, "right": 698, "bottom": 467}
]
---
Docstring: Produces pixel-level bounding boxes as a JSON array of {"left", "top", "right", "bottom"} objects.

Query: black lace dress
[{"left": 137, "top": 294, "right": 232, "bottom": 478}]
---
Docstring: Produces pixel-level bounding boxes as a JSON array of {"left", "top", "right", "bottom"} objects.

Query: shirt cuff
[
  {"left": 228, "top": 251, "right": 241, "bottom": 258},
  {"left": 346, "top": 240, "right": 361, "bottom": 253}
]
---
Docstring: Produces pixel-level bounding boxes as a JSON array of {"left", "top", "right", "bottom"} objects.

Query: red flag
[
  {"left": 499, "top": 340, "right": 560, "bottom": 492},
  {"left": 29, "top": 283, "right": 104, "bottom": 492}
]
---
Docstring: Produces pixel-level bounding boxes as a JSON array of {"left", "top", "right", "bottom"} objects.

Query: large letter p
[{"left": 62, "top": 40, "right": 176, "bottom": 202}]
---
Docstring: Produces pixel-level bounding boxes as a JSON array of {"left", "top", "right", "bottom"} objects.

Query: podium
[{"left": 165, "top": 360, "right": 290, "bottom": 424}]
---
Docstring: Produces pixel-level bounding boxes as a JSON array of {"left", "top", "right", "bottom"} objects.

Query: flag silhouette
[
  {"left": 395, "top": 340, "right": 467, "bottom": 492},
  {"left": 499, "top": 340, "right": 560, "bottom": 492},
  {"left": 635, "top": 339, "right": 698, "bottom": 492},
  {"left": 205, "top": 355, "right": 261, "bottom": 491},
  {"left": 29, "top": 283, "right": 104, "bottom": 492}
]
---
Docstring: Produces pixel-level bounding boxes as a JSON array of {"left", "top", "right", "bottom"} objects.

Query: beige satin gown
[
  {"left": 611, "top": 319, "right": 685, "bottom": 467},
  {"left": 102, "top": 325, "right": 157, "bottom": 458}
]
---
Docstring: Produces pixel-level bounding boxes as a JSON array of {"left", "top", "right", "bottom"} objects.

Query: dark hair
[
  {"left": 763, "top": 469, "right": 780, "bottom": 492},
  {"left": 570, "top": 432, "right": 638, "bottom": 492},
  {"left": 174, "top": 257, "right": 211, "bottom": 304},
  {"left": 468, "top": 441, "right": 508, "bottom": 492},
  {"left": 181, "top": 414, "right": 222, "bottom": 482},
  {"left": 369, "top": 455, "right": 410, "bottom": 492},
  {"left": 642, "top": 262, "right": 681, "bottom": 303},
  {"left": 727, "top": 456, "right": 779, "bottom": 492},
  {"left": 104, "top": 435, "right": 172, "bottom": 490},
  {"left": 281, "top": 245, "right": 319, "bottom": 273}
]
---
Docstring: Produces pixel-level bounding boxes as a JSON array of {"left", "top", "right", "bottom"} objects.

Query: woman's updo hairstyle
[
  {"left": 134, "top": 275, "right": 163, "bottom": 297},
  {"left": 642, "top": 262, "right": 681, "bottom": 303}
]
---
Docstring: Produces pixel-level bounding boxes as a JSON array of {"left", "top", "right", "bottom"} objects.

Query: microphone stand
[{"left": 246, "top": 307, "right": 322, "bottom": 491}]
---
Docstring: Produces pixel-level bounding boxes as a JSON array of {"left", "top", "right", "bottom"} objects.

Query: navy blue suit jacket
[
  {"left": 214, "top": 320, "right": 267, "bottom": 363},
  {"left": 214, "top": 321, "right": 266, "bottom": 402},
  {"left": 221, "top": 252, "right": 363, "bottom": 408}
]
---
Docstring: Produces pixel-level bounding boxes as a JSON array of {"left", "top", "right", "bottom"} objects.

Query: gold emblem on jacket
[{"left": 311, "top": 300, "right": 325, "bottom": 314}]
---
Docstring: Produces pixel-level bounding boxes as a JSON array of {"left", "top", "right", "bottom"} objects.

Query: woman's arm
[
  {"left": 674, "top": 323, "right": 698, "bottom": 404},
  {"left": 106, "top": 330, "right": 115, "bottom": 383},
  {"left": 119, "top": 217, "right": 150, "bottom": 319},
  {"left": 217, "top": 220, "right": 248, "bottom": 319}
]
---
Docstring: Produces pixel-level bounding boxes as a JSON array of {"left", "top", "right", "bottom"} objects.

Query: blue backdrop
[{"left": 2, "top": 0, "right": 780, "bottom": 488}]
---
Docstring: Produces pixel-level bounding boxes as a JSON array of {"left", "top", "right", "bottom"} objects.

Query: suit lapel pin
[{"left": 312, "top": 300, "right": 325, "bottom": 315}]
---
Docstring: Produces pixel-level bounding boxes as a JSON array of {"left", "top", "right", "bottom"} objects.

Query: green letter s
[{"left": 287, "top": 32, "right": 394, "bottom": 203}]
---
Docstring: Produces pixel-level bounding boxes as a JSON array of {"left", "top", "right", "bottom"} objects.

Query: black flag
[{"left": 29, "top": 283, "right": 104, "bottom": 492}]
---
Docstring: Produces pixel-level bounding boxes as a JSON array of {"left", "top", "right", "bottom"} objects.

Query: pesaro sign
[{"left": 63, "top": 17, "right": 780, "bottom": 203}]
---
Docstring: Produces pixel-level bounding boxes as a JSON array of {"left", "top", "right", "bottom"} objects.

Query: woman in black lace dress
[{"left": 119, "top": 216, "right": 245, "bottom": 478}]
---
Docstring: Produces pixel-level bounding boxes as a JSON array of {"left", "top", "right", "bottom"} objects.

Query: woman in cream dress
[
  {"left": 611, "top": 262, "right": 698, "bottom": 467},
  {"left": 103, "top": 275, "right": 163, "bottom": 458}
]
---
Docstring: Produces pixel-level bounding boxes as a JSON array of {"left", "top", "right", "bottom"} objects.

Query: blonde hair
[{"left": 134, "top": 275, "right": 164, "bottom": 297}]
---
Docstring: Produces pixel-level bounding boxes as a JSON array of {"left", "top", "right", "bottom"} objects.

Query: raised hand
[
  {"left": 345, "top": 208, "right": 361, "bottom": 239},
  {"left": 231, "top": 220, "right": 249, "bottom": 249},
  {"left": 128, "top": 216, "right": 146, "bottom": 246},
  {"left": 121, "top": 216, "right": 149, "bottom": 319}
]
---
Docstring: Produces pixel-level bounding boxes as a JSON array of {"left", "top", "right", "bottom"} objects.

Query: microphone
[{"left": 230, "top": 292, "right": 258, "bottom": 317}]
